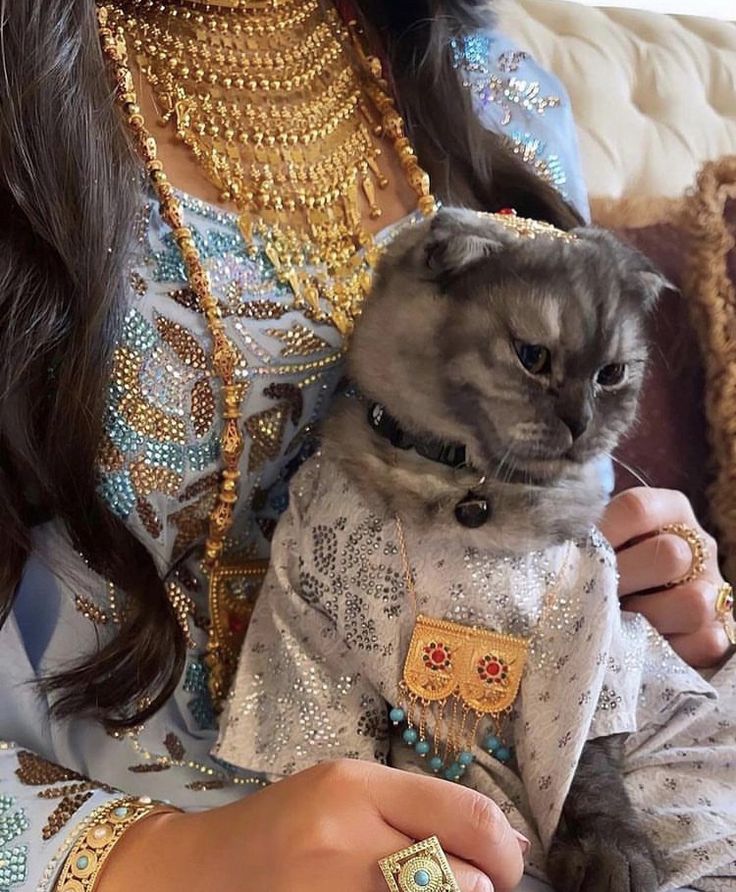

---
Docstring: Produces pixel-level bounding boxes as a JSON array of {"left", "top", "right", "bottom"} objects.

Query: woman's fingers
[
  {"left": 365, "top": 804, "right": 497, "bottom": 892},
  {"left": 668, "top": 627, "right": 732, "bottom": 669},
  {"left": 600, "top": 488, "right": 696, "bottom": 549},
  {"left": 368, "top": 764, "right": 526, "bottom": 892},
  {"left": 601, "top": 487, "right": 730, "bottom": 667},
  {"left": 616, "top": 534, "right": 700, "bottom": 595},
  {"left": 621, "top": 580, "right": 718, "bottom": 635},
  {"left": 447, "top": 855, "right": 495, "bottom": 892}
]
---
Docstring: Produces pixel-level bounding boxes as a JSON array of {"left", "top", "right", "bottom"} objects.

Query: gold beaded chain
[
  {"left": 104, "top": 0, "right": 436, "bottom": 335},
  {"left": 97, "top": 2, "right": 435, "bottom": 704},
  {"left": 99, "top": 6, "right": 251, "bottom": 702}
]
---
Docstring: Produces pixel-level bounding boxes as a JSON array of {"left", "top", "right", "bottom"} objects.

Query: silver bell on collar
[{"left": 454, "top": 491, "right": 491, "bottom": 528}]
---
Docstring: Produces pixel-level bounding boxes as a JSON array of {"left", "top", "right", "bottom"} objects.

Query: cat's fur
[{"left": 324, "top": 208, "right": 667, "bottom": 891}]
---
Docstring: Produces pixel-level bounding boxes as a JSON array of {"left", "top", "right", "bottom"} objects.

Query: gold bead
[{"left": 419, "top": 195, "right": 438, "bottom": 215}]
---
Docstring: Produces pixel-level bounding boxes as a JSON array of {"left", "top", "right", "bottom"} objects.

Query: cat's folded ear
[
  {"left": 575, "top": 227, "right": 673, "bottom": 312},
  {"left": 633, "top": 264, "right": 674, "bottom": 312},
  {"left": 618, "top": 243, "right": 672, "bottom": 311},
  {"left": 424, "top": 207, "right": 519, "bottom": 283}
]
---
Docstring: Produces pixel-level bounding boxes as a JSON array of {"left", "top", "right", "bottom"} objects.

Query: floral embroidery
[
  {"left": 502, "top": 131, "right": 568, "bottom": 197},
  {"left": 15, "top": 752, "right": 111, "bottom": 841},
  {"left": 164, "top": 733, "right": 186, "bottom": 762},
  {"left": 98, "top": 196, "right": 345, "bottom": 571},
  {"left": 267, "top": 324, "right": 332, "bottom": 358},
  {"left": 451, "top": 34, "right": 561, "bottom": 127},
  {"left": 596, "top": 685, "right": 623, "bottom": 712}
]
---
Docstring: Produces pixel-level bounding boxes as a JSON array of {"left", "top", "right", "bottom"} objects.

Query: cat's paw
[{"left": 546, "top": 832, "right": 659, "bottom": 892}]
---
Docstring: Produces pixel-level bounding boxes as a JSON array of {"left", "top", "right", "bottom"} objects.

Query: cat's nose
[{"left": 558, "top": 409, "right": 591, "bottom": 442}]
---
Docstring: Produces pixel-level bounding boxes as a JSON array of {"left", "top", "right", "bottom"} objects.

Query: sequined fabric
[
  {"left": 99, "top": 190, "right": 354, "bottom": 575},
  {"left": 451, "top": 32, "right": 589, "bottom": 214},
  {"left": 0, "top": 791, "right": 28, "bottom": 890},
  {"left": 218, "top": 456, "right": 736, "bottom": 890}
]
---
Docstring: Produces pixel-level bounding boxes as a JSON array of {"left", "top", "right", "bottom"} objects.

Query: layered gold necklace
[
  {"left": 99, "top": 0, "right": 435, "bottom": 705},
  {"left": 106, "top": 0, "right": 436, "bottom": 335}
]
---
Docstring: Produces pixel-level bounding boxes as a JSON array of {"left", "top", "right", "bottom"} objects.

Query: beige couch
[{"left": 501, "top": 0, "right": 736, "bottom": 200}]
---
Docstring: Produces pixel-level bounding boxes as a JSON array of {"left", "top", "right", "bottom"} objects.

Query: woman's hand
[
  {"left": 600, "top": 487, "right": 731, "bottom": 667},
  {"left": 97, "top": 760, "right": 528, "bottom": 892}
]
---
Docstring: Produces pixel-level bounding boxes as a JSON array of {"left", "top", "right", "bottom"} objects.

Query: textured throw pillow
[{"left": 680, "top": 157, "right": 736, "bottom": 579}]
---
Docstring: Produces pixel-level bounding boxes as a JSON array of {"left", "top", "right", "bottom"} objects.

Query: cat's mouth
[
  {"left": 479, "top": 438, "right": 601, "bottom": 483},
  {"left": 475, "top": 444, "right": 577, "bottom": 485},
  {"left": 506, "top": 440, "right": 579, "bottom": 464},
  {"left": 505, "top": 433, "right": 603, "bottom": 465}
]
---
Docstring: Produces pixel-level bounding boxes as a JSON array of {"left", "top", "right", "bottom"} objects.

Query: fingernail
[{"left": 513, "top": 831, "right": 531, "bottom": 857}]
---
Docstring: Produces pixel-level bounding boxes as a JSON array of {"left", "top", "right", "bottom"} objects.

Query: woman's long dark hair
[{"left": 0, "top": 0, "right": 582, "bottom": 726}]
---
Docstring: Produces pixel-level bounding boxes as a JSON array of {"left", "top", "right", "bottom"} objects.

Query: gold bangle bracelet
[{"left": 54, "top": 796, "right": 176, "bottom": 892}]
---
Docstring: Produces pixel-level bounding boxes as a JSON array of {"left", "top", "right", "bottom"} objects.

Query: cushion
[
  {"left": 609, "top": 214, "right": 712, "bottom": 528},
  {"left": 500, "top": 0, "right": 736, "bottom": 199},
  {"left": 681, "top": 156, "right": 736, "bottom": 579},
  {"left": 592, "top": 157, "right": 736, "bottom": 579}
]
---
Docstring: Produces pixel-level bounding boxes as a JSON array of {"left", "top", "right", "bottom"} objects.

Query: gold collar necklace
[
  {"left": 104, "top": 0, "right": 435, "bottom": 336},
  {"left": 98, "top": 1, "right": 435, "bottom": 705}
]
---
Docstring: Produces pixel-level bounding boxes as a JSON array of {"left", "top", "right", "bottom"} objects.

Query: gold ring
[
  {"left": 379, "top": 836, "right": 461, "bottom": 892},
  {"left": 662, "top": 523, "right": 707, "bottom": 586},
  {"left": 715, "top": 583, "right": 736, "bottom": 646}
]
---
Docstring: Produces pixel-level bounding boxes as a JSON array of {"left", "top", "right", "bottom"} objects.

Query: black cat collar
[{"left": 366, "top": 403, "right": 469, "bottom": 471}]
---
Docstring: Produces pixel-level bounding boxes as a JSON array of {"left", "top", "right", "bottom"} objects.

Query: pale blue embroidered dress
[{"left": 0, "top": 31, "right": 688, "bottom": 892}]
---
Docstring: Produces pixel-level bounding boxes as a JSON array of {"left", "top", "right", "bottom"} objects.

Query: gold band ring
[
  {"left": 662, "top": 523, "right": 708, "bottom": 586},
  {"left": 715, "top": 583, "right": 736, "bottom": 646},
  {"left": 379, "top": 836, "right": 461, "bottom": 892}
]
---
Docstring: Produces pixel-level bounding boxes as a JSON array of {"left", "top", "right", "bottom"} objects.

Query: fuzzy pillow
[{"left": 680, "top": 157, "right": 736, "bottom": 579}]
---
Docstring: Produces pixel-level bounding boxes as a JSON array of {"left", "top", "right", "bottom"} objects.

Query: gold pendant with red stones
[{"left": 391, "top": 614, "right": 529, "bottom": 780}]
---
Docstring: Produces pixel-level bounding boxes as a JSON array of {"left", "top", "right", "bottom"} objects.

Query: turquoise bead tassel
[
  {"left": 391, "top": 702, "right": 508, "bottom": 781},
  {"left": 389, "top": 707, "right": 406, "bottom": 725},
  {"left": 483, "top": 733, "right": 513, "bottom": 764},
  {"left": 402, "top": 727, "right": 419, "bottom": 745}
]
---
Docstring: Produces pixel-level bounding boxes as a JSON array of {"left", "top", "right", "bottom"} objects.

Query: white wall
[{"left": 571, "top": 0, "right": 735, "bottom": 18}]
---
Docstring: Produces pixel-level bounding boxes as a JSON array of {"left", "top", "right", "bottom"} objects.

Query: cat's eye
[
  {"left": 596, "top": 363, "right": 627, "bottom": 388},
  {"left": 514, "top": 342, "right": 551, "bottom": 376}
]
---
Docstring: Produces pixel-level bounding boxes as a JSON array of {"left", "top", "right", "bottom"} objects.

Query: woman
[{"left": 0, "top": 1, "right": 731, "bottom": 890}]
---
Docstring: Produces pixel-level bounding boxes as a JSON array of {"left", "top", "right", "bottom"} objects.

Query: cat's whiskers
[
  {"left": 490, "top": 444, "right": 515, "bottom": 485},
  {"left": 608, "top": 454, "right": 651, "bottom": 489}
]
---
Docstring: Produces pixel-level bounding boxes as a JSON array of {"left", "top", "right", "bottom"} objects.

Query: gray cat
[{"left": 324, "top": 207, "right": 667, "bottom": 892}]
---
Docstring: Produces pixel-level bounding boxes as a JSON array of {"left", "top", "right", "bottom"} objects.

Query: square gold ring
[{"left": 378, "top": 835, "right": 461, "bottom": 892}]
